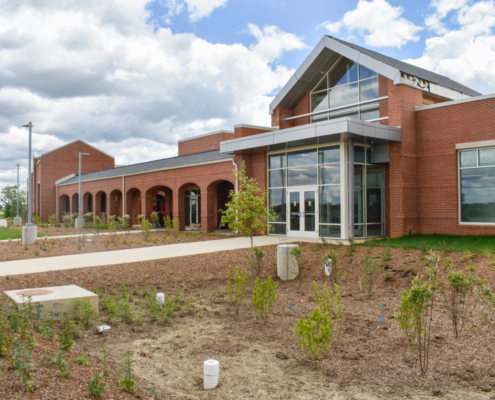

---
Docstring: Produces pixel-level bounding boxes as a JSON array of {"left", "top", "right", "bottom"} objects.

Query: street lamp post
[
  {"left": 75, "top": 152, "right": 89, "bottom": 229},
  {"left": 13, "top": 164, "right": 22, "bottom": 227},
  {"left": 21, "top": 122, "right": 37, "bottom": 244}
]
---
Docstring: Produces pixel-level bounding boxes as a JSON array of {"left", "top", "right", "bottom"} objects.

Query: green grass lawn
[
  {"left": 367, "top": 234, "right": 495, "bottom": 254},
  {"left": 0, "top": 227, "right": 48, "bottom": 240}
]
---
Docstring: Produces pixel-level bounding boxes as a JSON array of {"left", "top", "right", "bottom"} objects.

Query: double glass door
[{"left": 287, "top": 187, "right": 318, "bottom": 238}]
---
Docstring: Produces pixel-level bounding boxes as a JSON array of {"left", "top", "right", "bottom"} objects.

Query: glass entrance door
[{"left": 287, "top": 187, "right": 318, "bottom": 238}]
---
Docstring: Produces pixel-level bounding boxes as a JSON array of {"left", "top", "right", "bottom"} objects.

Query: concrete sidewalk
[{"left": 0, "top": 235, "right": 320, "bottom": 277}]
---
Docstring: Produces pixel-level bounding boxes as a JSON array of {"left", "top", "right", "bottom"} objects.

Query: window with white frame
[{"left": 459, "top": 147, "right": 495, "bottom": 223}]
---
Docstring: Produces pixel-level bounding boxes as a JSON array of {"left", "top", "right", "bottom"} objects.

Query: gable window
[
  {"left": 310, "top": 57, "right": 379, "bottom": 123},
  {"left": 459, "top": 148, "right": 495, "bottom": 223}
]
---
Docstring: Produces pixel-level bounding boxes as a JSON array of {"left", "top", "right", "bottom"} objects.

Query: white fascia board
[
  {"left": 293, "top": 37, "right": 328, "bottom": 81},
  {"left": 324, "top": 36, "right": 361, "bottom": 63},
  {"left": 356, "top": 53, "right": 400, "bottom": 83},
  {"left": 456, "top": 140, "right": 495, "bottom": 150},
  {"left": 415, "top": 92, "right": 495, "bottom": 111},
  {"left": 233, "top": 124, "right": 279, "bottom": 131},
  {"left": 429, "top": 83, "right": 472, "bottom": 101},
  {"left": 56, "top": 158, "right": 234, "bottom": 186},
  {"left": 178, "top": 130, "right": 234, "bottom": 143}
]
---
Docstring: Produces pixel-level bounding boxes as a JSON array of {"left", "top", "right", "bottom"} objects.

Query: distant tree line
[{"left": 0, "top": 185, "right": 27, "bottom": 219}]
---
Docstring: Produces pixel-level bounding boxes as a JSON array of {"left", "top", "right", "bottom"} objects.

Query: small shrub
[
  {"left": 248, "top": 246, "right": 269, "bottom": 279},
  {"left": 88, "top": 371, "right": 108, "bottom": 399},
  {"left": 118, "top": 351, "right": 137, "bottom": 394},
  {"left": 251, "top": 276, "right": 277, "bottom": 324},
  {"left": 381, "top": 247, "right": 391, "bottom": 262},
  {"left": 77, "top": 352, "right": 91, "bottom": 366},
  {"left": 164, "top": 215, "right": 172, "bottom": 229},
  {"left": 83, "top": 212, "right": 94, "bottom": 223},
  {"left": 34, "top": 214, "right": 41, "bottom": 225},
  {"left": 74, "top": 299, "right": 98, "bottom": 328},
  {"left": 150, "top": 212, "right": 159, "bottom": 228},
  {"left": 395, "top": 260, "right": 439, "bottom": 376},
  {"left": 295, "top": 306, "right": 332, "bottom": 367},
  {"left": 226, "top": 265, "right": 248, "bottom": 315},
  {"left": 440, "top": 267, "right": 479, "bottom": 339},
  {"left": 360, "top": 256, "right": 380, "bottom": 298},
  {"left": 384, "top": 274, "right": 392, "bottom": 282},
  {"left": 172, "top": 217, "right": 180, "bottom": 231},
  {"left": 51, "top": 349, "right": 73, "bottom": 378},
  {"left": 313, "top": 281, "right": 343, "bottom": 344},
  {"left": 142, "top": 219, "right": 152, "bottom": 238},
  {"left": 48, "top": 214, "right": 57, "bottom": 225},
  {"left": 12, "top": 341, "right": 36, "bottom": 392},
  {"left": 59, "top": 314, "right": 83, "bottom": 350},
  {"left": 464, "top": 250, "right": 475, "bottom": 271},
  {"left": 137, "top": 214, "right": 144, "bottom": 225},
  {"left": 475, "top": 280, "right": 495, "bottom": 331}
]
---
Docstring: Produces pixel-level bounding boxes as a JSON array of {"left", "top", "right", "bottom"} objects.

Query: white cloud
[
  {"left": 405, "top": 1, "right": 495, "bottom": 94},
  {"left": 319, "top": 21, "right": 343, "bottom": 34},
  {"left": 425, "top": 0, "right": 468, "bottom": 33},
  {"left": 321, "top": 0, "right": 421, "bottom": 48},
  {"left": 163, "top": 0, "right": 228, "bottom": 22},
  {"left": 0, "top": 0, "right": 306, "bottom": 191}
]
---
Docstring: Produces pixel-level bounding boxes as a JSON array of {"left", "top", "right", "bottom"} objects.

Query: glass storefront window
[
  {"left": 330, "top": 83, "right": 359, "bottom": 109},
  {"left": 269, "top": 154, "right": 286, "bottom": 169},
  {"left": 460, "top": 149, "right": 495, "bottom": 223},
  {"left": 319, "top": 225, "right": 341, "bottom": 238},
  {"left": 359, "top": 65, "right": 377, "bottom": 80},
  {"left": 319, "top": 186, "right": 340, "bottom": 224},
  {"left": 311, "top": 91, "right": 329, "bottom": 115},
  {"left": 319, "top": 164, "right": 340, "bottom": 185},
  {"left": 269, "top": 169, "right": 286, "bottom": 188},
  {"left": 360, "top": 107, "right": 379, "bottom": 121},
  {"left": 270, "top": 189, "right": 286, "bottom": 223},
  {"left": 270, "top": 223, "right": 286, "bottom": 235},
  {"left": 329, "top": 58, "right": 358, "bottom": 87},
  {"left": 287, "top": 166, "right": 318, "bottom": 186},
  {"left": 287, "top": 149, "right": 317, "bottom": 167},
  {"left": 319, "top": 145, "right": 340, "bottom": 164},
  {"left": 360, "top": 77, "right": 379, "bottom": 102}
]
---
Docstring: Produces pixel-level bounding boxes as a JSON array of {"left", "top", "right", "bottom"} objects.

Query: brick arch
[
  {"left": 125, "top": 187, "right": 141, "bottom": 225},
  {"left": 71, "top": 193, "right": 79, "bottom": 215},
  {"left": 82, "top": 192, "right": 93, "bottom": 215},
  {"left": 58, "top": 194, "right": 71, "bottom": 221},
  {"left": 94, "top": 190, "right": 107, "bottom": 221},
  {"left": 108, "top": 189, "right": 123, "bottom": 218},
  {"left": 143, "top": 184, "right": 173, "bottom": 224},
  {"left": 205, "top": 179, "right": 236, "bottom": 231}
]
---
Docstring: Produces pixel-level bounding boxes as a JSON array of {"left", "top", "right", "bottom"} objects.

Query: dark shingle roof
[
  {"left": 331, "top": 37, "right": 481, "bottom": 97},
  {"left": 58, "top": 149, "right": 233, "bottom": 185}
]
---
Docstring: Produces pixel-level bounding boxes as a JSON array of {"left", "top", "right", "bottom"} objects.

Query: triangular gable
[{"left": 40, "top": 139, "right": 115, "bottom": 159}]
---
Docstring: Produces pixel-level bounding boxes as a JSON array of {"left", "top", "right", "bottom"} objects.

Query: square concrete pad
[{"left": 4, "top": 285, "right": 98, "bottom": 320}]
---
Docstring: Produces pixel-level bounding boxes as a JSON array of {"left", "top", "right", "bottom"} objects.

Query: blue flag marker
[
  {"left": 380, "top": 304, "right": 384, "bottom": 308},
  {"left": 379, "top": 317, "right": 384, "bottom": 323},
  {"left": 289, "top": 305, "right": 292, "bottom": 310}
]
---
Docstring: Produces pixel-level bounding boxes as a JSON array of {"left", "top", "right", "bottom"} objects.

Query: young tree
[
  {"left": 0, "top": 185, "right": 26, "bottom": 219},
  {"left": 220, "top": 161, "right": 275, "bottom": 290}
]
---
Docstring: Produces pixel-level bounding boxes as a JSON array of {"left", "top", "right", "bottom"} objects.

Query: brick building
[{"left": 31, "top": 36, "right": 495, "bottom": 238}]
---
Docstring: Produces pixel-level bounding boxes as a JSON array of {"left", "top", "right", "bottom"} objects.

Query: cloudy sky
[{"left": 1, "top": 0, "right": 495, "bottom": 191}]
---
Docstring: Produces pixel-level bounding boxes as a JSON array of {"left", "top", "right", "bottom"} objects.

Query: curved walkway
[{"left": 0, "top": 235, "right": 320, "bottom": 277}]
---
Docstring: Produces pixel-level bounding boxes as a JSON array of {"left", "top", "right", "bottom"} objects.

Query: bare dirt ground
[
  {"left": 1, "top": 243, "right": 495, "bottom": 399},
  {"left": 0, "top": 230, "right": 228, "bottom": 262}
]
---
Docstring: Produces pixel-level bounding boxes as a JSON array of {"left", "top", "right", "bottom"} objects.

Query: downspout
[
  {"left": 122, "top": 176, "right": 125, "bottom": 216},
  {"left": 56, "top": 184, "right": 58, "bottom": 222}
]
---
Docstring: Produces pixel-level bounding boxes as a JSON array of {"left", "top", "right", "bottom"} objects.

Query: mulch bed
[
  {"left": 0, "top": 243, "right": 495, "bottom": 398},
  {"left": 0, "top": 230, "right": 228, "bottom": 262}
]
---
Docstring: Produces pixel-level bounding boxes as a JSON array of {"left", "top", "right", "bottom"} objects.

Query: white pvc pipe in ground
[
  {"left": 204, "top": 359, "right": 219, "bottom": 389},
  {"left": 156, "top": 293, "right": 165, "bottom": 304}
]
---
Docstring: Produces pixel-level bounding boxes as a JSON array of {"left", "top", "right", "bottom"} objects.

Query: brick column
[
  {"left": 202, "top": 187, "right": 216, "bottom": 233},
  {"left": 173, "top": 191, "right": 186, "bottom": 231}
]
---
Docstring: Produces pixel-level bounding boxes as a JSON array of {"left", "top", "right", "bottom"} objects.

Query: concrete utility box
[
  {"left": 4, "top": 285, "right": 98, "bottom": 320},
  {"left": 277, "top": 244, "right": 299, "bottom": 281}
]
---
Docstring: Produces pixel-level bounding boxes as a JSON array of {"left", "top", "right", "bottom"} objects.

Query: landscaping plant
[
  {"left": 77, "top": 352, "right": 91, "bottom": 366},
  {"left": 74, "top": 299, "right": 98, "bottom": 328},
  {"left": 88, "top": 371, "right": 108, "bottom": 399},
  {"left": 226, "top": 265, "right": 248, "bottom": 315},
  {"left": 290, "top": 246, "right": 303, "bottom": 283},
  {"left": 346, "top": 237, "right": 356, "bottom": 261},
  {"left": 360, "top": 256, "right": 380, "bottom": 298},
  {"left": 251, "top": 276, "right": 277, "bottom": 324},
  {"left": 142, "top": 219, "right": 152, "bottom": 239},
  {"left": 248, "top": 246, "right": 268, "bottom": 279},
  {"left": 475, "top": 280, "right": 495, "bottom": 331},
  {"left": 440, "top": 267, "right": 479, "bottom": 339},
  {"left": 51, "top": 349, "right": 73, "bottom": 378},
  {"left": 220, "top": 161, "right": 275, "bottom": 290},
  {"left": 62, "top": 212, "right": 71, "bottom": 229},
  {"left": 137, "top": 214, "right": 144, "bottom": 225},
  {"left": 12, "top": 341, "right": 35, "bottom": 392},
  {"left": 164, "top": 215, "right": 172, "bottom": 229},
  {"left": 295, "top": 306, "right": 332, "bottom": 367},
  {"left": 172, "top": 217, "right": 180, "bottom": 231},
  {"left": 150, "top": 212, "right": 159, "bottom": 228},
  {"left": 313, "top": 281, "right": 343, "bottom": 344},
  {"left": 395, "top": 258, "right": 440, "bottom": 376},
  {"left": 118, "top": 351, "right": 137, "bottom": 394}
]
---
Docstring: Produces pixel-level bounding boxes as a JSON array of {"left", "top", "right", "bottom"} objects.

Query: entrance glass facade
[
  {"left": 185, "top": 188, "right": 201, "bottom": 226},
  {"left": 268, "top": 143, "right": 384, "bottom": 239}
]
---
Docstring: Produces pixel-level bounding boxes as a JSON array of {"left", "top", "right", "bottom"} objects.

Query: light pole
[
  {"left": 75, "top": 152, "right": 89, "bottom": 229},
  {"left": 13, "top": 164, "right": 22, "bottom": 227},
  {"left": 21, "top": 122, "right": 37, "bottom": 244}
]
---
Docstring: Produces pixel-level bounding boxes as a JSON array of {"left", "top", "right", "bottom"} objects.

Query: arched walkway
[
  {"left": 95, "top": 191, "right": 107, "bottom": 221},
  {"left": 109, "top": 189, "right": 123, "bottom": 218},
  {"left": 82, "top": 192, "right": 93, "bottom": 214},
  {"left": 206, "top": 180, "right": 235, "bottom": 232},
  {"left": 175, "top": 182, "right": 202, "bottom": 231},
  {"left": 144, "top": 185, "right": 173, "bottom": 226},
  {"left": 125, "top": 188, "right": 141, "bottom": 225},
  {"left": 71, "top": 193, "right": 79, "bottom": 215},
  {"left": 58, "top": 195, "right": 70, "bottom": 221}
]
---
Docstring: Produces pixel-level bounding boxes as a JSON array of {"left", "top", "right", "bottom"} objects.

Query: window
[
  {"left": 310, "top": 57, "right": 379, "bottom": 123},
  {"left": 318, "top": 145, "right": 341, "bottom": 238},
  {"left": 459, "top": 148, "right": 495, "bottom": 223}
]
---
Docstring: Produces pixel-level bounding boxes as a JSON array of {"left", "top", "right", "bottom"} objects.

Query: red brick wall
[
  {"left": 33, "top": 141, "right": 114, "bottom": 222},
  {"left": 178, "top": 131, "right": 234, "bottom": 156},
  {"left": 271, "top": 94, "right": 310, "bottom": 129},
  {"left": 293, "top": 93, "right": 310, "bottom": 127},
  {"left": 423, "top": 93, "right": 447, "bottom": 105},
  {"left": 415, "top": 97, "right": 495, "bottom": 235}
]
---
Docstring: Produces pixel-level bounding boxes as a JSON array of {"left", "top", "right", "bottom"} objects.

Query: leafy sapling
[
  {"left": 360, "top": 256, "right": 380, "bottom": 298},
  {"left": 226, "top": 265, "right": 248, "bottom": 315},
  {"left": 118, "top": 351, "right": 137, "bottom": 394},
  {"left": 88, "top": 372, "right": 109, "bottom": 399},
  {"left": 251, "top": 276, "right": 277, "bottom": 324},
  {"left": 12, "top": 341, "right": 36, "bottom": 392}
]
